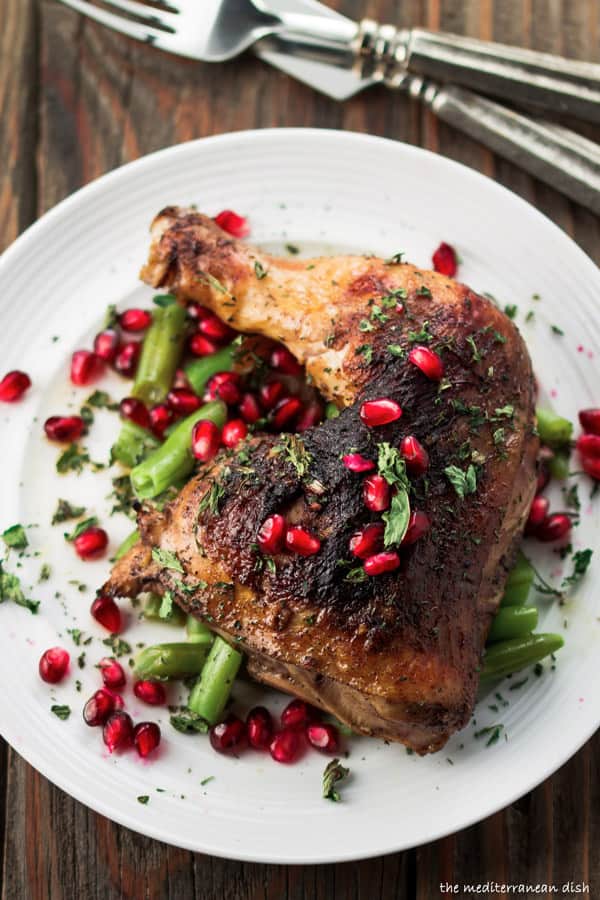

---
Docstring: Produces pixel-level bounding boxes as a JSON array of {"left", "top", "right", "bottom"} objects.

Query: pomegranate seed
[
  {"left": 259, "top": 380, "right": 284, "bottom": 410},
  {"left": 39, "top": 647, "right": 70, "bottom": 684},
  {"left": 364, "top": 551, "right": 401, "bottom": 576},
  {"left": 0, "top": 370, "right": 31, "bottom": 402},
  {"left": 189, "top": 333, "right": 219, "bottom": 357},
  {"left": 103, "top": 711, "right": 134, "bottom": 752},
  {"left": 349, "top": 522, "right": 385, "bottom": 559},
  {"left": 536, "top": 513, "right": 572, "bottom": 542},
  {"left": 432, "top": 241, "right": 458, "bottom": 277},
  {"left": 285, "top": 526, "right": 321, "bottom": 556},
  {"left": 408, "top": 346, "right": 444, "bottom": 381},
  {"left": 83, "top": 688, "right": 119, "bottom": 726},
  {"left": 134, "top": 679, "right": 166, "bottom": 706},
  {"left": 582, "top": 455, "right": 600, "bottom": 480},
  {"left": 270, "top": 728, "right": 300, "bottom": 763},
  {"left": 363, "top": 474, "right": 391, "bottom": 512},
  {"left": 579, "top": 408, "right": 600, "bottom": 436},
  {"left": 359, "top": 398, "right": 402, "bottom": 427},
  {"left": 239, "top": 392, "right": 261, "bottom": 423},
  {"left": 577, "top": 433, "right": 600, "bottom": 458},
  {"left": 74, "top": 527, "right": 108, "bottom": 560},
  {"left": 149, "top": 403, "right": 173, "bottom": 438},
  {"left": 91, "top": 594, "right": 122, "bottom": 633},
  {"left": 214, "top": 209, "right": 250, "bottom": 238},
  {"left": 526, "top": 495, "right": 550, "bottom": 530},
  {"left": 99, "top": 657, "right": 126, "bottom": 689},
  {"left": 119, "top": 396, "right": 151, "bottom": 430},
  {"left": 186, "top": 301, "right": 210, "bottom": 322},
  {"left": 119, "top": 308, "right": 152, "bottom": 332},
  {"left": 306, "top": 722, "right": 338, "bottom": 753},
  {"left": 396, "top": 301, "right": 405, "bottom": 315},
  {"left": 191, "top": 419, "right": 221, "bottom": 462},
  {"left": 400, "top": 435, "right": 429, "bottom": 475},
  {"left": 270, "top": 346, "right": 303, "bottom": 376},
  {"left": 402, "top": 510, "right": 430, "bottom": 545},
  {"left": 271, "top": 396, "right": 302, "bottom": 430},
  {"left": 167, "top": 388, "right": 201, "bottom": 416},
  {"left": 222, "top": 418, "right": 248, "bottom": 448},
  {"left": 133, "top": 721, "right": 161, "bottom": 758},
  {"left": 342, "top": 453, "right": 375, "bottom": 473},
  {"left": 93, "top": 329, "right": 120, "bottom": 363},
  {"left": 296, "top": 401, "right": 324, "bottom": 432},
  {"left": 257, "top": 514, "right": 286, "bottom": 554},
  {"left": 205, "top": 371, "right": 241, "bottom": 405},
  {"left": 114, "top": 341, "right": 140, "bottom": 378},
  {"left": 44, "top": 415, "right": 85, "bottom": 442},
  {"left": 209, "top": 715, "right": 246, "bottom": 753},
  {"left": 246, "top": 706, "right": 273, "bottom": 750},
  {"left": 281, "top": 699, "right": 310, "bottom": 730},
  {"left": 198, "top": 314, "right": 235, "bottom": 344},
  {"left": 70, "top": 350, "right": 104, "bottom": 386}
]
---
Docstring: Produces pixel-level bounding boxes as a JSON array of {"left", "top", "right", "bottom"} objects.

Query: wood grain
[{"left": 1, "top": 0, "right": 599, "bottom": 897}]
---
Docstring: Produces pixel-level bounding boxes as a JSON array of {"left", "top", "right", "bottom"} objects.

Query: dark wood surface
[{"left": 1, "top": 1, "right": 599, "bottom": 897}]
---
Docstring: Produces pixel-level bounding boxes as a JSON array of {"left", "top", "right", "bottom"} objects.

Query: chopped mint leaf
[
  {"left": 444, "top": 464, "right": 478, "bottom": 500},
  {"left": 415, "top": 285, "right": 432, "bottom": 298},
  {"left": 137, "top": 795, "right": 150, "bottom": 804},
  {"left": 86, "top": 390, "right": 118, "bottom": 410},
  {"left": 562, "top": 549, "right": 593, "bottom": 589},
  {"left": 322, "top": 758, "right": 350, "bottom": 802},
  {"left": 51, "top": 704, "right": 71, "bottom": 721},
  {"left": 52, "top": 499, "right": 86, "bottom": 525},
  {"left": 2, "top": 524, "right": 28, "bottom": 551},
  {"left": 384, "top": 251, "right": 404, "bottom": 265},
  {"left": 102, "top": 636, "right": 132, "bottom": 658},
  {"left": 474, "top": 724, "right": 504, "bottom": 747},
  {"left": 56, "top": 443, "right": 90, "bottom": 475},
  {"left": 153, "top": 294, "right": 177, "bottom": 307},
  {"left": 254, "top": 261, "right": 268, "bottom": 280},
  {"left": 0, "top": 561, "right": 39, "bottom": 613},
  {"left": 551, "top": 324, "right": 564, "bottom": 336},
  {"left": 64, "top": 517, "right": 98, "bottom": 542},
  {"left": 504, "top": 304, "right": 518, "bottom": 319},
  {"left": 285, "top": 243, "right": 300, "bottom": 255},
  {"left": 387, "top": 344, "right": 405, "bottom": 358}
]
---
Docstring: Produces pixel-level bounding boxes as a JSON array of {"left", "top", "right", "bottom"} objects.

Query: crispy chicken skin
[{"left": 105, "top": 207, "right": 538, "bottom": 753}]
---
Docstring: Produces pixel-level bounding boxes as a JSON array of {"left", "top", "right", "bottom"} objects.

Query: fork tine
[
  {"left": 56, "top": 0, "right": 169, "bottom": 46},
  {"left": 100, "top": 0, "right": 179, "bottom": 30}
]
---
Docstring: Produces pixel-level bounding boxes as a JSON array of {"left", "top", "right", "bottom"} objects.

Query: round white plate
[{"left": 0, "top": 129, "right": 598, "bottom": 864}]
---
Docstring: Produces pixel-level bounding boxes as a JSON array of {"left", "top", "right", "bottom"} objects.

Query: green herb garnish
[
  {"left": 2, "top": 524, "right": 28, "bottom": 551},
  {"left": 322, "top": 758, "right": 350, "bottom": 802},
  {"left": 151, "top": 548, "right": 184, "bottom": 573}
]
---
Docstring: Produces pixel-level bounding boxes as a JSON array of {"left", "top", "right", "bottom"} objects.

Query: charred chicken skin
[{"left": 105, "top": 207, "right": 538, "bottom": 754}]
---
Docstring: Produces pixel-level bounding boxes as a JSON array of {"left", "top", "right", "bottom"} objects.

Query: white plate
[{"left": 0, "top": 129, "right": 599, "bottom": 864}]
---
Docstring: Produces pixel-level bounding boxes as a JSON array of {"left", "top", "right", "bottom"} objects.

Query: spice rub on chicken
[{"left": 105, "top": 207, "right": 538, "bottom": 754}]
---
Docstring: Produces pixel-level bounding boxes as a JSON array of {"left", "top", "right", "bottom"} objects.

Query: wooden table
[{"left": 2, "top": 1, "right": 599, "bottom": 896}]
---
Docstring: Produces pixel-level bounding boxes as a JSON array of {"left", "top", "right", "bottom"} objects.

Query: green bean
[
  {"left": 325, "top": 402, "right": 340, "bottom": 419},
  {"left": 134, "top": 640, "right": 212, "bottom": 681},
  {"left": 142, "top": 593, "right": 187, "bottom": 627},
  {"left": 130, "top": 400, "right": 227, "bottom": 499},
  {"left": 133, "top": 303, "right": 187, "bottom": 406},
  {"left": 186, "top": 615, "right": 213, "bottom": 643},
  {"left": 114, "top": 528, "right": 140, "bottom": 561},
  {"left": 501, "top": 551, "right": 535, "bottom": 606},
  {"left": 536, "top": 407, "right": 573, "bottom": 449},
  {"left": 548, "top": 450, "right": 570, "bottom": 480},
  {"left": 185, "top": 343, "right": 236, "bottom": 395},
  {"left": 111, "top": 419, "right": 159, "bottom": 468},
  {"left": 481, "top": 633, "right": 564, "bottom": 680},
  {"left": 187, "top": 636, "right": 242, "bottom": 725},
  {"left": 487, "top": 606, "right": 538, "bottom": 643}
]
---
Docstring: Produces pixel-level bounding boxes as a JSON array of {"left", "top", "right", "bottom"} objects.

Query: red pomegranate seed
[
  {"left": 432, "top": 241, "right": 458, "bottom": 277},
  {"left": 577, "top": 433, "right": 600, "bottom": 458},
  {"left": 134, "top": 679, "right": 166, "bottom": 706},
  {"left": 133, "top": 722, "right": 161, "bottom": 758},
  {"left": 272, "top": 396, "right": 302, "bottom": 430},
  {"left": 349, "top": 522, "right": 385, "bottom": 559},
  {"left": 70, "top": 350, "right": 104, "bottom": 386},
  {"left": 39, "top": 647, "right": 70, "bottom": 684},
  {"left": 246, "top": 706, "right": 273, "bottom": 750},
  {"left": 396, "top": 301, "right": 405, "bottom": 315},
  {"left": 191, "top": 419, "right": 221, "bottom": 462},
  {"left": 222, "top": 418, "right": 248, "bottom": 448},
  {"left": 527, "top": 495, "right": 550, "bottom": 530},
  {"left": 83, "top": 688, "right": 119, "bottom": 726},
  {"left": 103, "top": 711, "right": 134, "bottom": 752},
  {"left": 536, "top": 513, "right": 572, "bottom": 542},
  {"left": 198, "top": 313, "right": 235, "bottom": 343},
  {"left": 259, "top": 380, "right": 284, "bottom": 410},
  {"left": 342, "top": 453, "right": 375, "bottom": 473},
  {"left": 119, "top": 396, "right": 151, "bottom": 430},
  {"left": 296, "top": 401, "right": 324, "bottom": 432},
  {"left": 579, "top": 408, "right": 600, "bottom": 436},
  {"left": 270, "top": 346, "right": 303, "bottom": 376},
  {"left": 408, "top": 345, "right": 444, "bottom": 381},
  {"left": 186, "top": 301, "right": 210, "bottom": 322},
  {"left": 149, "top": 403, "right": 173, "bottom": 438},
  {"left": 306, "top": 722, "right": 339, "bottom": 753},
  {"left": 91, "top": 594, "right": 122, "bottom": 633},
  {"left": 74, "top": 527, "right": 108, "bottom": 560},
  {"left": 99, "top": 657, "right": 126, "bottom": 689},
  {"left": 359, "top": 398, "right": 402, "bottom": 427},
  {"left": 189, "top": 333, "right": 219, "bottom": 357},
  {"left": 205, "top": 371, "right": 241, "bottom": 405},
  {"left": 400, "top": 435, "right": 429, "bottom": 475},
  {"left": 257, "top": 514, "right": 286, "bottom": 554},
  {"left": 402, "top": 510, "right": 430, "bottom": 545},
  {"left": 114, "top": 341, "right": 140, "bottom": 378},
  {"left": 209, "top": 715, "right": 246, "bottom": 753},
  {"left": 93, "top": 329, "right": 120, "bottom": 363},
  {"left": 119, "top": 308, "right": 152, "bottom": 333},
  {"left": 0, "top": 370, "right": 31, "bottom": 402},
  {"left": 582, "top": 455, "right": 600, "bottom": 480},
  {"left": 239, "top": 392, "right": 261, "bottom": 423},
  {"left": 285, "top": 526, "right": 321, "bottom": 556},
  {"left": 364, "top": 551, "right": 401, "bottom": 576},
  {"left": 281, "top": 699, "right": 310, "bottom": 730},
  {"left": 270, "top": 728, "right": 300, "bottom": 763},
  {"left": 167, "top": 388, "right": 201, "bottom": 416},
  {"left": 214, "top": 209, "right": 250, "bottom": 238},
  {"left": 363, "top": 474, "right": 390, "bottom": 512},
  {"left": 44, "top": 415, "right": 86, "bottom": 442}
]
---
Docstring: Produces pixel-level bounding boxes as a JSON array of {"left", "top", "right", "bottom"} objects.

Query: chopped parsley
[
  {"left": 85, "top": 389, "right": 118, "bottom": 410},
  {"left": 109, "top": 475, "right": 137, "bottom": 519},
  {"left": 39, "top": 563, "right": 51, "bottom": 582},
  {"left": 56, "top": 443, "right": 89, "bottom": 474},
  {"left": 407, "top": 321, "right": 432, "bottom": 343},
  {"left": 52, "top": 499, "right": 86, "bottom": 525},
  {"left": 151, "top": 548, "right": 184, "bottom": 573},
  {"left": 102, "top": 636, "right": 132, "bottom": 657},
  {"left": 0, "top": 561, "right": 39, "bottom": 613},
  {"left": 359, "top": 318, "right": 374, "bottom": 333},
  {"left": 504, "top": 304, "right": 518, "bottom": 319},
  {"left": 285, "top": 243, "right": 300, "bottom": 255},
  {"left": 51, "top": 704, "right": 71, "bottom": 721},
  {"left": 2, "top": 524, "right": 28, "bottom": 551},
  {"left": 562, "top": 549, "right": 593, "bottom": 589},
  {"left": 387, "top": 344, "right": 405, "bottom": 358},
  {"left": 64, "top": 517, "right": 98, "bottom": 542},
  {"left": 276, "top": 434, "right": 313, "bottom": 479},
  {"left": 444, "top": 464, "right": 478, "bottom": 499},
  {"left": 254, "top": 260, "right": 268, "bottom": 280},
  {"left": 384, "top": 251, "right": 405, "bottom": 265},
  {"left": 551, "top": 324, "right": 564, "bottom": 336},
  {"left": 200, "top": 776, "right": 215, "bottom": 786},
  {"left": 466, "top": 335, "right": 482, "bottom": 362},
  {"left": 356, "top": 344, "right": 373, "bottom": 364},
  {"left": 415, "top": 285, "right": 432, "bottom": 298},
  {"left": 198, "top": 481, "right": 226, "bottom": 516},
  {"left": 137, "top": 795, "right": 150, "bottom": 805},
  {"left": 322, "top": 758, "right": 350, "bottom": 802},
  {"left": 474, "top": 724, "right": 504, "bottom": 746}
]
